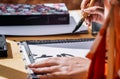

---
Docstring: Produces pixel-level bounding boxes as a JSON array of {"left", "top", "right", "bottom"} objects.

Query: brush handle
[
  {"left": 83, "top": 0, "right": 95, "bottom": 18},
  {"left": 72, "top": 0, "right": 95, "bottom": 33}
]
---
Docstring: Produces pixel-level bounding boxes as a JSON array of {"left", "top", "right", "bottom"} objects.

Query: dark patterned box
[{"left": 0, "top": 3, "right": 69, "bottom": 25}]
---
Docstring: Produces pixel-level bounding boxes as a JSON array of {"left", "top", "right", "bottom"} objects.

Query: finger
[
  {"left": 46, "top": 73, "right": 55, "bottom": 79},
  {"left": 90, "top": 13, "right": 104, "bottom": 24},
  {"left": 83, "top": 6, "right": 104, "bottom": 16},
  {"left": 37, "top": 74, "right": 48, "bottom": 79},
  {"left": 50, "top": 72, "right": 68, "bottom": 79},
  {"left": 31, "top": 66, "right": 59, "bottom": 73},
  {"left": 28, "top": 58, "right": 58, "bottom": 68},
  {"left": 45, "top": 73, "right": 66, "bottom": 79},
  {"left": 81, "top": 0, "right": 90, "bottom": 9},
  {"left": 85, "top": 16, "right": 92, "bottom": 26},
  {"left": 37, "top": 73, "right": 56, "bottom": 79}
]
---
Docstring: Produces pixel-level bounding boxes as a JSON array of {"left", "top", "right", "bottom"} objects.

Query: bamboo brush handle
[{"left": 83, "top": 0, "right": 95, "bottom": 18}]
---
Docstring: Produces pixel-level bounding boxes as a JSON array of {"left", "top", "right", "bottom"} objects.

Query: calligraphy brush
[{"left": 72, "top": 0, "right": 95, "bottom": 33}]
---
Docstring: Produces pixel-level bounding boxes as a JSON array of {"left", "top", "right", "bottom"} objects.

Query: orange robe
[{"left": 87, "top": 0, "right": 120, "bottom": 79}]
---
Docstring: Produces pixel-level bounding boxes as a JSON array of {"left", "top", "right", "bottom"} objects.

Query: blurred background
[{"left": 0, "top": 0, "right": 82, "bottom": 10}]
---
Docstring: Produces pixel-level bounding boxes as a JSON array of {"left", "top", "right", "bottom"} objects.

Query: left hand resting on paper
[{"left": 28, "top": 57, "right": 91, "bottom": 79}]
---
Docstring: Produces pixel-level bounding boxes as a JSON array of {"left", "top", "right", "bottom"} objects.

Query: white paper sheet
[
  {"left": 20, "top": 44, "right": 90, "bottom": 63},
  {"left": 19, "top": 39, "right": 94, "bottom": 63}
]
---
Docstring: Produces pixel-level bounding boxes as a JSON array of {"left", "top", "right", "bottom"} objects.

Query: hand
[
  {"left": 82, "top": 6, "right": 104, "bottom": 25},
  {"left": 28, "top": 57, "right": 91, "bottom": 79},
  {"left": 81, "top": 0, "right": 104, "bottom": 10},
  {"left": 81, "top": 0, "right": 104, "bottom": 26}
]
